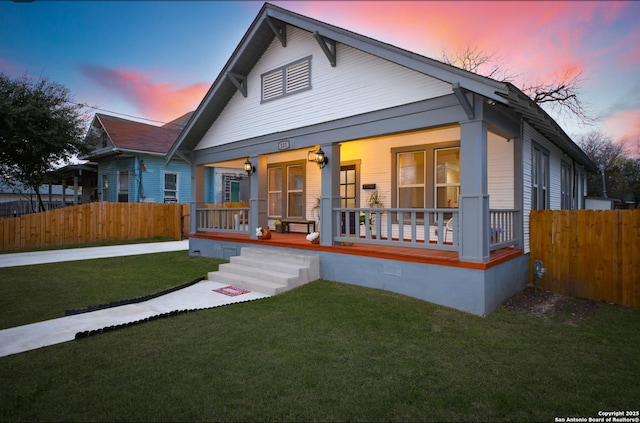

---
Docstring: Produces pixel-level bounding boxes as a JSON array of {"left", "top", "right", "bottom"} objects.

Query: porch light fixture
[
  {"left": 315, "top": 147, "right": 328, "bottom": 169},
  {"left": 103, "top": 179, "right": 109, "bottom": 189},
  {"left": 244, "top": 158, "right": 255, "bottom": 176},
  {"left": 140, "top": 160, "right": 147, "bottom": 172}
]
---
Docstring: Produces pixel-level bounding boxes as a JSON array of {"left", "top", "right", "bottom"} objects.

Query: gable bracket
[
  {"left": 452, "top": 82, "right": 475, "bottom": 120},
  {"left": 175, "top": 151, "right": 192, "bottom": 166},
  {"left": 226, "top": 72, "right": 247, "bottom": 98},
  {"left": 313, "top": 31, "right": 337, "bottom": 67},
  {"left": 266, "top": 16, "right": 286, "bottom": 47}
]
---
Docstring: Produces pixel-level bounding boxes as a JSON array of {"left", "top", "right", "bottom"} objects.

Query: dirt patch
[{"left": 501, "top": 286, "right": 600, "bottom": 326}]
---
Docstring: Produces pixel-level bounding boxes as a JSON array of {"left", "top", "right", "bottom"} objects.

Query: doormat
[{"left": 213, "top": 286, "right": 250, "bottom": 297}]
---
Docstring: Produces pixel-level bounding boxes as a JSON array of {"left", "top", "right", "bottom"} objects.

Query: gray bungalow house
[
  {"left": 166, "top": 3, "right": 597, "bottom": 315},
  {"left": 84, "top": 112, "right": 249, "bottom": 204}
]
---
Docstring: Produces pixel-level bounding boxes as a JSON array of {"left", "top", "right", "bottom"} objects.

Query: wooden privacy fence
[
  {"left": 530, "top": 210, "right": 640, "bottom": 308},
  {"left": 0, "top": 202, "right": 190, "bottom": 251}
]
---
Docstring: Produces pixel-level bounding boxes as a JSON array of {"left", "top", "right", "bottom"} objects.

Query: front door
[{"left": 340, "top": 165, "right": 357, "bottom": 234}]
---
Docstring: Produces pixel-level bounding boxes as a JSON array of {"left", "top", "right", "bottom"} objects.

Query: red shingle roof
[{"left": 97, "top": 112, "right": 193, "bottom": 154}]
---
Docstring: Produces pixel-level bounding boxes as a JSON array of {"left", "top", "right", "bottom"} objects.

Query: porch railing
[
  {"left": 195, "top": 203, "right": 250, "bottom": 234},
  {"left": 333, "top": 208, "right": 459, "bottom": 251},
  {"left": 193, "top": 203, "right": 520, "bottom": 251},
  {"left": 333, "top": 207, "right": 520, "bottom": 252},
  {"left": 489, "top": 208, "right": 520, "bottom": 250}
]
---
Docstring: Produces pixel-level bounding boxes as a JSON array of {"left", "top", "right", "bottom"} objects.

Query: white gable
[{"left": 195, "top": 26, "right": 451, "bottom": 150}]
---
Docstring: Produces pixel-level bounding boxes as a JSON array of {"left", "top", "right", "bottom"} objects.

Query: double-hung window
[
  {"left": 561, "top": 161, "right": 572, "bottom": 209},
  {"left": 117, "top": 171, "right": 129, "bottom": 203},
  {"left": 268, "top": 161, "right": 306, "bottom": 218},
  {"left": 164, "top": 173, "right": 178, "bottom": 203},
  {"left": 434, "top": 148, "right": 461, "bottom": 209},
  {"left": 392, "top": 142, "right": 460, "bottom": 222},
  {"left": 532, "top": 143, "right": 550, "bottom": 210},
  {"left": 398, "top": 151, "right": 426, "bottom": 219}
]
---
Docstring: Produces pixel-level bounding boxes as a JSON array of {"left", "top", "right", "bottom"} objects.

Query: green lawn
[{"left": 1, "top": 251, "right": 638, "bottom": 422}]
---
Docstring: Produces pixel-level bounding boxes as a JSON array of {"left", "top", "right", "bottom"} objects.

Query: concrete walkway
[
  {"left": 0, "top": 241, "right": 270, "bottom": 357},
  {"left": 0, "top": 240, "right": 190, "bottom": 268}
]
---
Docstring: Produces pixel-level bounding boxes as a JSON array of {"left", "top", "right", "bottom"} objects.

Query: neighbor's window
[
  {"left": 532, "top": 143, "right": 549, "bottom": 210},
  {"left": 118, "top": 171, "right": 129, "bottom": 203},
  {"left": 164, "top": 173, "right": 178, "bottom": 203},
  {"left": 261, "top": 56, "right": 311, "bottom": 102}
]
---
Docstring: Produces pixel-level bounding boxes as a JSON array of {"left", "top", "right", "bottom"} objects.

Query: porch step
[{"left": 207, "top": 247, "right": 320, "bottom": 295}]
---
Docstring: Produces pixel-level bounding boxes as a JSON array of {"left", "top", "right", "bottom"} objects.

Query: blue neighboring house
[{"left": 82, "top": 112, "right": 249, "bottom": 205}]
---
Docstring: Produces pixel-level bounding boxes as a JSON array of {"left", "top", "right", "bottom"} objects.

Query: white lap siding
[
  {"left": 196, "top": 26, "right": 452, "bottom": 150},
  {"left": 522, "top": 122, "right": 566, "bottom": 253}
]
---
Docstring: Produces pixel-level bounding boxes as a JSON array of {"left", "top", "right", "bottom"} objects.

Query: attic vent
[
  {"left": 262, "top": 69, "right": 283, "bottom": 101},
  {"left": 261, "top": 56, "right": 311, "bottom": 103}
]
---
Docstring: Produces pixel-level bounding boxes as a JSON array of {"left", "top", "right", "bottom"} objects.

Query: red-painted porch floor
[{"left": 190, "top": 232, "right": 523, "bottom": 270}]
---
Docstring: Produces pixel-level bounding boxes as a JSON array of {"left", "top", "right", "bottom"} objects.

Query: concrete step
[
  {"left": 206, "top": 247, "right": 320, "bottom": 295},
  {"left": 210, "top": 270, "right": 289, "bottom": 295},
  {"left": 239, "top": 247, "right": 320, "bottom": 271},
  {"left": 229, "top": 255, "right": 304, "bottom": 277},
  {"left": 213, "top": 262, "right": 299, "bottom": 286}
]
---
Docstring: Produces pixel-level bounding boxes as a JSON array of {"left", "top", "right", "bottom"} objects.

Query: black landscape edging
[
  {"left": 73, "top": 296, "right": 265, "bottom": 340},
  {"left": 65, "top": 276, "right": 206, "bottom": 316}
]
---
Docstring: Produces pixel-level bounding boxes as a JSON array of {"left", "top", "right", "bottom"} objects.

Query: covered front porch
[
  {"left": 187, "top": 230, "right": 527, "bottom": 316},
  {"left": 185, "top": 117, "right": 528, "bottom": 315}
]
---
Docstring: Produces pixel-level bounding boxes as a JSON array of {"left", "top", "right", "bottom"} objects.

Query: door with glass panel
[{"left": 340, "top": 165, "right": 357, "bottom": 235}]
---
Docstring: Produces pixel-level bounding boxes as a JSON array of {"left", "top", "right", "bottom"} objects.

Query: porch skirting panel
[{"left": 187, "top": 236, "right": 528, "bottom": 316}]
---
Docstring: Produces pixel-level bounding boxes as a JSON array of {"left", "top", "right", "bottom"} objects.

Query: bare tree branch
[{"left": 442, "top": 46, "right": 593, "bottom": 125}]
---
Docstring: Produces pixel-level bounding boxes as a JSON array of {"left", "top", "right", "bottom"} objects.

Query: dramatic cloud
[
  {"left": 78, "top": 64, "right": 209, "bottom": 123},
  {"left": 604, "top": 109, "right": 640, "bottom": 145}
]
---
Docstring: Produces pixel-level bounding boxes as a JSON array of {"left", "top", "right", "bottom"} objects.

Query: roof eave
[
  {"left": 166, "top": 3, "right": 512, "bottom": 163},
  {"left": 502, "top": 84, "right": 598, "bottom": 173}
]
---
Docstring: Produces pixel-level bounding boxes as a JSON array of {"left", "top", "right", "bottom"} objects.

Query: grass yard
[{"left": 0, "top": 251, "right": 638, "bottom": 422}]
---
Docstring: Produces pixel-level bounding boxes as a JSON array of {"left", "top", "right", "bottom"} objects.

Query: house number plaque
[{"left": 278, "top": 140, "right": 290, "bottom": 150}]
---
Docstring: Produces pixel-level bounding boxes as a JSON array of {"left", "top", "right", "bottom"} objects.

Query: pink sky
[
  {"left": 2, "top": 1, "right": 637, "bottom": 148},
  {"left": 286, "top": 1, "right": 639, "bottom": 146}
]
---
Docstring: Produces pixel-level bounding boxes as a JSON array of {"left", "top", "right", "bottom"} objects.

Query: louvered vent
[
  {"left": 286, "top": 59, "right": 310, "bottom": 93},
  {"left": 261, "top": 56, "right": 311, "bottom": 102},
  {"left": 262, "top": 70, "right": 283, "bottom": 101}
]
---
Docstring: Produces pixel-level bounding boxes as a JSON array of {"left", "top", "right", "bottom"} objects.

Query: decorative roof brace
[
  {"left": 266, "top": 16, "right": 286, "bottom": 47},
  {"left": 452, "top": 82, "right": 475, "bottom": 120},
  {"left": 226, "top": 72, "right": 247, "bottom": 98},
  {"left": 313, "top": 31, "right": 337, "bottom": 67}
]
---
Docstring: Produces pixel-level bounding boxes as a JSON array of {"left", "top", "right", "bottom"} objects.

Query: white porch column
[
  {"left": 460, "top": 118, "right": 490, "bottom": 263},
  {"left": 249, "top": 155, "right": 268, "bottom": 239},
  {"left": 319, "top": 143, "right": 340, "bottom": 246}
]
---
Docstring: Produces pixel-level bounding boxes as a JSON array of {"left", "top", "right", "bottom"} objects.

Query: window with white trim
[
  {"left": 261, "top": 56, "right": 311, "bottom": 102},
  {"left": 164, "top": 173, "right": 178, "bottom": 203},
  {"left": 117, "top": 171, "right": 129, "bottom": 203}
]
